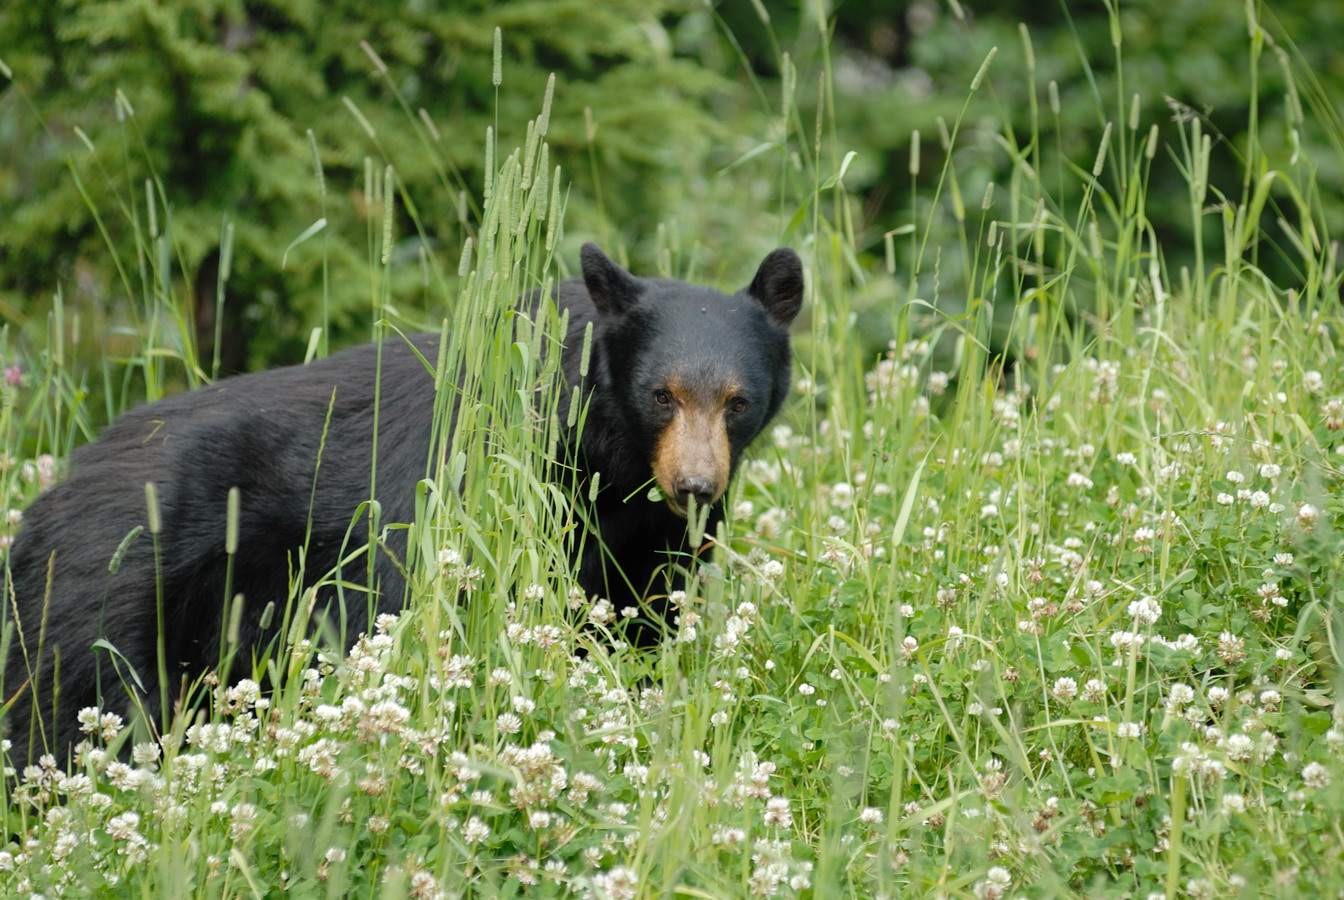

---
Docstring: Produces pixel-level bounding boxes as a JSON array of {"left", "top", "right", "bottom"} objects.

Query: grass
[{"left": 3, "top": 4, "right": 1344, "bottom": 898}]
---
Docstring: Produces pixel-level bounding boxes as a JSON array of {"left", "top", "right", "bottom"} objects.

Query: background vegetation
[{"left": 3, "top": 0, "right": 1344, "bottom": 897}]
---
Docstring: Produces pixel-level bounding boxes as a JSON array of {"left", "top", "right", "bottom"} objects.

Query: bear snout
[
  {"left": 671, "top": 474, "right": 718, "bottom": 510},
  {"left": 651, "top": 390, "right": 731, "bottom": 517}
]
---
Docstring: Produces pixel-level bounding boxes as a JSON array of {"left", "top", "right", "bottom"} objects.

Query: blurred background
[{"left": 1, "top": 0, "right": 1341, "bottom": 371}]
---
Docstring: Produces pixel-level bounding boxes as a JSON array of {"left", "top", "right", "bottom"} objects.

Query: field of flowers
[{"left": 3, "top": 7, "right": 1344, "bottom": 899}]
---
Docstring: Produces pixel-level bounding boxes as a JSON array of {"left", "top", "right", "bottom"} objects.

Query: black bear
[{"left": 3, "top": 243, "right": 803, "bottom": 764}]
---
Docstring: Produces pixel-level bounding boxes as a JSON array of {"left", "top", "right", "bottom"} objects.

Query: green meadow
[{"left": 2, "top": 3, "right": 1344, "bottom": 897}]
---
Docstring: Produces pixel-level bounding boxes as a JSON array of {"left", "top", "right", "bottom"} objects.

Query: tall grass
[{"left": 3, "top": 3, "right": 1344, "bottom": 897}]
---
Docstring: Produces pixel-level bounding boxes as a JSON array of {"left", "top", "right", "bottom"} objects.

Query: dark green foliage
[{"left": 0, "top": 0, "right": 731, "bottom": 370}]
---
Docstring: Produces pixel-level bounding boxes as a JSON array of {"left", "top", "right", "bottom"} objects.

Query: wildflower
[
  {"left": 1220, "top": 793, "right": 1246, "bottom": 814},
  {"left": 462, "top": 816, "right": 490, "bottom": 844},
  {"left": 108, "top": 811, "right": 142, "bottom": 841},
  {"left": 1052, "top": 678, "right": 1078, "bottom": 700},
  {"left": 1128, "top": 596, "right": 1162, "bottom": 626},
  {"left": 1303, "top": 762, "right": 1331, "bottom": 789},
  {"left": 763, "top": 797, "right": 792, "bottom": 828},
  {"left": 1110, "top": 631, "right": 1146, "bottom": 655},
  {"left": 1260, "top": 463, "right": 1281, "bottom": 479},
  {"left": 1117, "top": 722, "right": 1144, "bottom": 739},
  {"left": 1081, "top": 679, "right": 1107, "bottom": 702},
  {"left": 858, "top": 806, "right": 884, "bottom": 824},
  {"left": 593, "top": 865, "right": 638, "bottom": 900},
  {"left": 231, "top": 802, "right": 259, "bottom": 840},
  {"left": 1298, "top": 503, "right": 1321, "bottom": 525},
  {"left": 131, "top": 743, "right": 161, "bottom": 766},
  {"left": 76, "top": 707, "right": 101, "bottom": 734},
  {"left": 1166, "top": 683, "right": 1194, "bottom": 712},
  {"left": 1224, "top": 734, "right": 1255, "bottom": 763},
  {"left": 712, "top": 825, "right": 747, "bottom": 846},
  {"left": 1249, "top": 491, "right": 1271, "bottom": 508},
  {"left": 1216, "top": 632, "right": 1246, "bottom": 665},
  {"left": 973, "top": 866, "right": 1012, "bottom": 900}
]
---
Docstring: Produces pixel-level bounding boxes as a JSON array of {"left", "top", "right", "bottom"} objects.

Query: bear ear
[
  {"left": 745, "top": 248, "right": 804, "bottom": 327},
  {"left": 581, "top": 243, "right": 642, "bottom": 316}
]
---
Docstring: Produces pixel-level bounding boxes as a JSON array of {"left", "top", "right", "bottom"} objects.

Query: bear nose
[{"left": 673, "top": 476, "right": 717, "bottom": 509}]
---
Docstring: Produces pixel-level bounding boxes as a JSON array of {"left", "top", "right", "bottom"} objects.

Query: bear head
[{"left": 580, "top": 242, "right": 804, "bottom": 517}]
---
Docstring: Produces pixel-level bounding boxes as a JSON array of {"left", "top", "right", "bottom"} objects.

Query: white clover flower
[
  {"left": 1081, "top": 679, "right": 1107, "bottom": 702},
  {"left": 1052, "top": 677, "right": 1078, "bottom": 700},
  {"left": 463, "top": 816, "right": 490, "bottom": 844},
  {"left": 763, "top": 797, "right": 793, "bottom": 828},
  {"left": 1226, "top": 470, "right": 1245, "bottom": 484},
  {"left": 973, "top": 865, "right": 1012, "bottom": 900},
  {"left": 1303, "top": 761, "right": 1332, "bottom": 789},
  {"left": 1259, "top": 463, "right": 1281, "bottom": 479},
  {"left": 1249, "top": 491, "right": 1271, "bottom": 508},
  {"left": 76, "top": 707, "right": 101, "bottom": 734},
  {"left": 1128, "top": 596, "right": 1162, "bottom": 626},
  {"left": 1221, "top": 793, "right": 1247, "bottom": 814},
  {"left": 108, "top": 812, "right": 142, "bottom": 841},
  {"left": 1167, "top": 683, "right": 1194, "bottom": 708},
  {"left": 1224, "top": 733, "right": 1254, "bottom": 763}
]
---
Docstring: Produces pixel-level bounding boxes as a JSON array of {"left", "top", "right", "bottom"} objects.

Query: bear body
[{"left": 4, "top": 244, "right": 803, "bottom": 762}]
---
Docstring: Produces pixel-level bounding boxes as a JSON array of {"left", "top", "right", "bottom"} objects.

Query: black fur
[{"left": 3, "top": 244, "right": 802, "bottom": 763}]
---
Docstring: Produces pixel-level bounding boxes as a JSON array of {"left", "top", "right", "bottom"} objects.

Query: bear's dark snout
[{"left": 672, "top": 475, "right": 717, "bottom": 510}]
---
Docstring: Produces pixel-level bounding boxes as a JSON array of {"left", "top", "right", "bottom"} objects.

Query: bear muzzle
[{"left": 652, "top": 400, "right": 731, "bottom": 518}]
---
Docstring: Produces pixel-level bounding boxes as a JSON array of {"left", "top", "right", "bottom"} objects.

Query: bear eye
[
  {"left": 729, "top": 397, "right": 748, "bottom": 414},
  {"left": 654, "top": 389, "right": 672, "bottom": 406}
]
